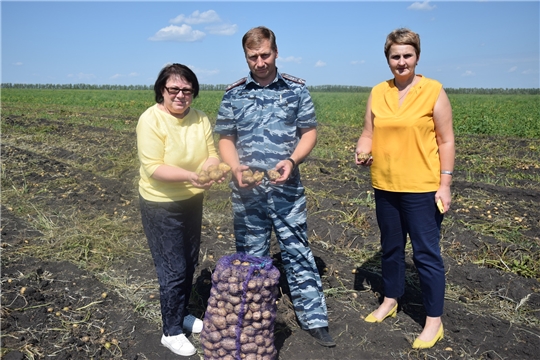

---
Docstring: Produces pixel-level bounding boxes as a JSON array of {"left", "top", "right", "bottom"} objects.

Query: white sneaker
[
  {"left": 161, "top": 333, "right": 196, "bottom": 356},
  {"left": 183, "top": 314, "right": 203, "bottom": 334}
]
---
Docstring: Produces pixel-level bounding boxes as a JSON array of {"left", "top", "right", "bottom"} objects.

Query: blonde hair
[
  {"left": 384, "top": 28, "right": 421, "bottom": 60},
  {"left": 242, "top": 26, "right": 277, "bottom": 52}
]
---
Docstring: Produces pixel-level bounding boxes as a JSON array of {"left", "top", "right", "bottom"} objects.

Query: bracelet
[
  {"left": 286, "top": 157, "right": 296, "bottom": 169},
  {"left": 441, "top": 170, "right": 453, "bottom": 176}
]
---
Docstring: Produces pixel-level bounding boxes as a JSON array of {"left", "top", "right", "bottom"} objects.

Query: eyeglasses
[{"left": 164, "top": 87, "right": 193, "bottom": 96}]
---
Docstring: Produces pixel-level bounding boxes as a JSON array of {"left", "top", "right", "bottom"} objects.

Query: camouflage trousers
[{"left": 231, "top": 181, "right": 329, "bottom": 330}]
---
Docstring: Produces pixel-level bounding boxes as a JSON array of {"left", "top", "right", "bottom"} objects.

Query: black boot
[{"left": 308, "top": 327, "right": 336, "bottom": 347}]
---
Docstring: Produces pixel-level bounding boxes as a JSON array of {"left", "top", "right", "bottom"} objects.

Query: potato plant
[{"left": 201, "top": 253, "right": 280, "bottom": 360}]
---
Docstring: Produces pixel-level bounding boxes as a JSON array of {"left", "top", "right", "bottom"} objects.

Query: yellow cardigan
[
  {"left": 370, "top": 75, "right": 443, "bottom": 192},
  {"left": 137, "top": 104, "right": 219, "bottom": 202}
]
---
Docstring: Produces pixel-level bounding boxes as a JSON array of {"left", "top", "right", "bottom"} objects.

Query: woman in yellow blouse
[
  {"left": 137, "top": 63, "right": 220, "bottom": 356},
  {"left": 355, "top": 28, "right": 455, "bottom": 349}
]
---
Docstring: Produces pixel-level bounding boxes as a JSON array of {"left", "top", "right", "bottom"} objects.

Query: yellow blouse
[
  {"left": 137, "top": 104, "right": 219, "bottom": 202},
  {"left": 370, "top": 75, "right": 443, "bottom": 192}
]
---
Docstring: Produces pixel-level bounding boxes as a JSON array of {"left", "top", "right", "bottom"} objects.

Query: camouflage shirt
[{"left": 214, "top": 71, "right": 317, "bottom": 170}]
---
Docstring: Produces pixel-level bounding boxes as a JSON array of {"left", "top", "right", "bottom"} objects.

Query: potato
[
  {"left": 217, "top": 281, "right": 229, "bottom": 292},
  {"left": 255, "top": 334, "right": 265, "bottom": 346},
  {"left": 226, "top": 312, "right": 238, "bottom": 325},
  {"left": 241, "top": 343, "right": 258, "bottom": 354},
  {"left": 252, "top": 311, "right": 262, "bottom": 321},
  {"left": 213, "top": 315, "right": 227, "bottom": 330},
  {"left": 207, "top": 164, "right": 219, "bottom": 172},
  {"left": 209, "top": 169, "right": 224, "bottom": 181},
  {"left": 198, "top": 173, "right": 211, "bottom": 184},
  {"left": 221, "top": 338, "right": 237, "bottom": 351},
  {"left": 252, "top": 293, "right": 262, "bottom": 303},
  {"left": 252, "top": 171, "right": 264, "bottom": 182},
  {"left": 217, "top": 348, "right": 228, "bottom": 357},
  {"left": 357, "top": 152, "right": 371, "bottom": 161},
  {"left": 244, "top": 354, "right": 257, "bottom": 360},
  {"left": 261, "top": 319, "right": 272, "bottom": 329},
  {"left": 261, "top": 310, "right": 272, "bottom": 320},
  {"left": 243, "top": 326, "right": 256, "bottom": 336},
  {"left": 229, "top": 295, "right": 241, "bottom": 305},
  {"left": 227, "top": 324, "right": 238, "bottom": 338},
  {"left": 249, "top": 302, "right": 261, "bottom": 312},
  {"left": 267, "top": 169, "right": 280, "bottom": 181},
  {"left": 247, "top": 279, "right": 258, "bottom": 290},
  {"left": 218, "top": 162, "right": 231, "bottom": 172},
  {"left": 242, "top": 169, "right": 256, "bottom": 184},
  {"left": 240, "top": 332, "right": 249, "bottom": 344},
  {"left": 224, "top": 302, "right": 234, "bottom": 314},
  {"left": 202, "top": 339, "right": 214, "bottom": 350},
  {"left": 229, "top": 283, "right": 240, "bottom": 295}
]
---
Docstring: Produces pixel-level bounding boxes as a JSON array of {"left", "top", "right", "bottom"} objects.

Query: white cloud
[
  {"left": 170, "top": 10, "right": 220, "bottom": 25},
  {"left": 408, "top": 1, "right": 436, "bottom": 11},
  {"left": 149, "top": 25, "right": 206, "bottom": 42},
  {"left": 110, "top": 72, "right": 139, "bottom": 79},
  {"left": 351, "top": 60, "right": 366, "bottom": 65},
  {"left": 188, "top": 66, "right": 220, "bottom": 77},
  {"left": 206, "top": 24, "right": 238, "bottom": 36},
  {"left": 461, "top": 70, "right": 475, "bottom": 77},
  {"left": 14, "top": 62, "right": 23, "bottom": 66},
  {"left": 509, "top": 66, "right": 518, "bottom": 73},
  {"left": 278, "top": 56, "right": 302, "bottom": 64},
  {"left": 314, "top": 60, "right": 326, "bottom": 68},
  {"left": 68, "top": 73, "right": 96, "bottom": 80},
  {"left": 522, "top": 69, "right": 538, "bottom": 75}
]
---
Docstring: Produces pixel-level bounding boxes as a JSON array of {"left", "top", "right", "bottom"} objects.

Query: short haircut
[
  {"left": 384, "top": 28, "right": 421, "bottom": 60},
  {"left": 153, "top": 63, "right": 199, "bottom": 103},
  {"left": 242, "top": 26, "right": 277, "bottom": 53}
]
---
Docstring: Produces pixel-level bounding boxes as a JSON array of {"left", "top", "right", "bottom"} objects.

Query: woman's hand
[{"left": 355, "top": 150, "right": 373, "bottom": 166}]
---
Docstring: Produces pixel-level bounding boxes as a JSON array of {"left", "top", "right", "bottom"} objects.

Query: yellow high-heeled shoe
[
  {"left": 412, "top": 324, "right": 444, "bottom": 349},
  {"left": 364, "top": 303, "right": 398, "bottom": 323}
]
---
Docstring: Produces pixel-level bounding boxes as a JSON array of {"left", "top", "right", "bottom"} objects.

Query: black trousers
[{"left": 139, "top": 193, "right": 203, "bottom": 336}]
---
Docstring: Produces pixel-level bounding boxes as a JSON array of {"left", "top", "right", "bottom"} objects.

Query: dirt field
[{"left": 2, "top": 113, "right": 540, "bottom": 360}]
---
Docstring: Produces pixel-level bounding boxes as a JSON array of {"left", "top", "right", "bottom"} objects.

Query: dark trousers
[
  {"left": 374, "top": 189, "right": 445, "bottom": 317},
  {"left": 139, "top": 193, "right": 203, "bottom": 336}
]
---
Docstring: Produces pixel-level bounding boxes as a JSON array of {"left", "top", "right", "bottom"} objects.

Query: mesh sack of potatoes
[{"left": 200, "top": 253, "right": 280, "bottom": 360}]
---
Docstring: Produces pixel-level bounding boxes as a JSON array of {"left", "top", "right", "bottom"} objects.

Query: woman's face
[
  {"left": 161, "top": 75, "right": 193, "bottom": 118},
  {"left": 387, "top": 44, "right": 419, "bottom": 79}
]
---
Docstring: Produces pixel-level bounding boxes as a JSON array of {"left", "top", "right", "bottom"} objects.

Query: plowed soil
[{"left": 2, "top": 114, "right": 539, "bottom": 360}]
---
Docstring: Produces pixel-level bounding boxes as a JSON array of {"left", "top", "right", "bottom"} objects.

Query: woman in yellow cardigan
[
  {"left": 355, "top": 28, "right": 455, "bottom": 350},
  {"left": 137, "top": 63, "right": 221, "bottom": 357}
]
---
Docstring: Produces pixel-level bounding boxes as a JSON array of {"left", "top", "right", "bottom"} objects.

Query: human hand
[
  {"left": 190, "top": 172, "right": 214, "bottom": 189},
  {"left": 271, "top": 160, "right": 293, "bottom": 184},
  {"left": 355, "top": 151, "right": 373, "bottom": 166},
  {"left": 234, "top": 165, "right": 261, "bottom": 188},
  {"left": 435, "top": 188, "right": 452, "bottom": 213}
]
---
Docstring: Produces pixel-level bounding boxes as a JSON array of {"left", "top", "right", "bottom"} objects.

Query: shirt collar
[{"left": 245, "top": 68, "right": 289, "bottom": 88}]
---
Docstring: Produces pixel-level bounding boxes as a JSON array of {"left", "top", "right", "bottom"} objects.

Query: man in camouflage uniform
[{"left": 214, "top": 26, "right": 335, "bottom": 347}]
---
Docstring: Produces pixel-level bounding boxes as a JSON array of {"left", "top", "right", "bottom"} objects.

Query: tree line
[{"left": 1, "top": 83, "right": 538, "bottom": 95}]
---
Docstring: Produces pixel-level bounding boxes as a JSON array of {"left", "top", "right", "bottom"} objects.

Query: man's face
[{"left": 245, "top": 39, "right": 278, "bottom": 86}]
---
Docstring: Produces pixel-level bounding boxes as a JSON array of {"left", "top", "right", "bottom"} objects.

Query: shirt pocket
[{"left": 275, "top": 90, "right": 299, "bottom": 125}]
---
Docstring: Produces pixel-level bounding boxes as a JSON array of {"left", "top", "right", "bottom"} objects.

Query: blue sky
[{"left": 2, "top": 1, "right": 539, "bottom": 89}]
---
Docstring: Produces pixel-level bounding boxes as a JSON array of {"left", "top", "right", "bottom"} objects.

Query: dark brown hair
[{"left": 153, "top": 63, "right": 199, "bottom": 103}]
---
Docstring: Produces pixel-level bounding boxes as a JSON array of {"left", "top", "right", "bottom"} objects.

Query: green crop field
[{"left": 2, "top": 89, "right": 538, "bottom": 138}]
